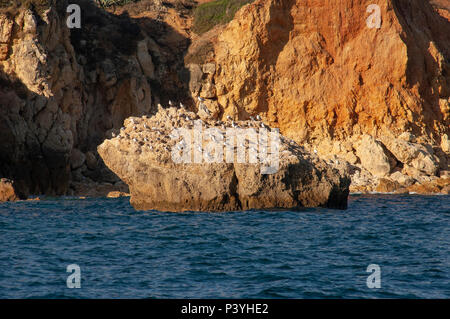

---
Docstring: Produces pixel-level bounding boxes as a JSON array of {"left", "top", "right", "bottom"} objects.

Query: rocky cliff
[
  {"left": 1, "top": 0, "right": 449, "bottom": 200},
  {"left": 0, "top": 0, "right": 193, "bottom": 196},
  {"left": 188, "top": 0, "right": 450, "bottom": 193}
]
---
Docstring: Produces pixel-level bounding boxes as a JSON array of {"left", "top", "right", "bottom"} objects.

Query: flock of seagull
[
  {"left": 108, "top": 98, "right": 343, "bottom": 166},
  {"left": 110, "top": 98, "right": 347, "bottom": 166},
  {"left": 109, "top": 97, "right": 283, "bottom": 161}
]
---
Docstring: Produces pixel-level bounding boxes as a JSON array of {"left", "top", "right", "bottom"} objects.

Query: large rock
[
  {"left": 382, "top": 138, "right": 440, "bottom": 176},
  {"left": 409, "top": 150, "right": 439, "bottom": 176},
  {"left": 354, "top": 135, "right": 393, "bottom": 178},
  {"left": 390, "top": 171, "right": 416, "bottom": 187},
  {"left": 98, "top": 107, "right": 350, "bottom": 212}
]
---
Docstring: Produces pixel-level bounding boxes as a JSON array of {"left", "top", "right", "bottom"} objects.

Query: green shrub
[{"left": 192, "top": 0, "right": 254, "bottom": 35}]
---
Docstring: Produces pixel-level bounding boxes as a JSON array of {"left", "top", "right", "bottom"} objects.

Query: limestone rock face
[
  {"left": 0, "top": 1, "right": 192, "bottom": 196},
  {"left": 354, "top": 135, "right": 393, "bottom": 178},
  {"left": 382, "top": 138, "right": 440, "bottom": 176},
  {"left": 98, "top": 108, "right": 350, "bottom": 212}
]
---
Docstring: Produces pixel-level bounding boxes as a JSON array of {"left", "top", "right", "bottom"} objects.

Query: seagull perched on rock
[
  {"left": 197, "top": 96, "right": 205, "bottom": 102},
  {"left": 112, "top": 132, "right": 116, "bottom": 137},
  {"left": 226, "top": 115, "right": 232, "bottom": 121},
  {"left": 180, "top": 102, "right": 185, "bottom": 109},
  {"left": 168, "top": 100, "right": 173, "bottom": 106},
  {"left": 256, "top": 115, "right": 262, "bottom": 121}
]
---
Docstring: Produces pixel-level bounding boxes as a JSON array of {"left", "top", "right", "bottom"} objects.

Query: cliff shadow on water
[{"left": 0, "top": 0, "right": 193, "bottom": 197}]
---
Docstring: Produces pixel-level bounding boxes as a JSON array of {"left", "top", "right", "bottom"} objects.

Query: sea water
[{"left": 0, "top": 194, "right": 448, "bottom": 298}]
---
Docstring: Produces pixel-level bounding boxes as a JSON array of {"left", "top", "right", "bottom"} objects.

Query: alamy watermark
[
  {"left": 170, "top": 120, "right": 280, "bottom": 174},
  {"left": 366, "top": 264, "right": 381, "bottom": 289},
  {"left": 366, "top": 4, "right": 381, "bottom": 29},
  {"left": 66, "top": 4, "right": 81, "bottom": 29},
  {"left": 66, "top": 264, "right": 81, "bottom": 288}
]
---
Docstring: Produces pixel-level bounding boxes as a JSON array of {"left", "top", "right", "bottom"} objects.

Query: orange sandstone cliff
[
  {"left": 189, "top": 0, "right": 449, "bottom": 193},
  {"left": 212, "top": 0, "right": 449, "bottom": 144}
]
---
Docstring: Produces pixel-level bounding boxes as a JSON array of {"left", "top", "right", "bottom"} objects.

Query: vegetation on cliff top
[{"left": 192, "top": 0, "right": 254, "bottom": 35}]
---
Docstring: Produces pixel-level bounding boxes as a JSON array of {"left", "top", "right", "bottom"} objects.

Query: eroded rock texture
[
  {"left": 186, "top": 0, "right": 449, "bottom": 194},
  {"left": 98, "top": 107, "right": 350, "bottom": 211},
  {"left": 0, "top": 0, "right": 192, "bottom": 196}
]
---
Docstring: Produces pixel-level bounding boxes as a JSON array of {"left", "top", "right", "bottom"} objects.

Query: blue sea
[{"left": 0, "top": 194, "right": 449, "bottom": 299}]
